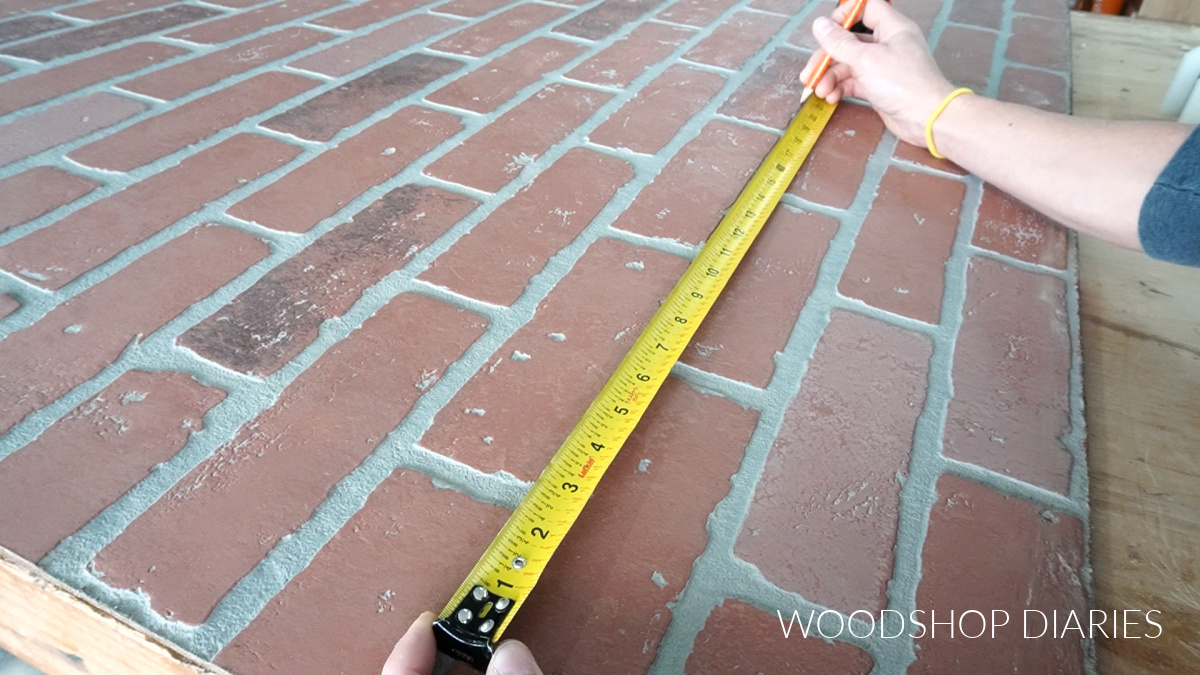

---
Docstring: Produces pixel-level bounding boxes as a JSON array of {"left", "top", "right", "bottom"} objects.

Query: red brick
[
  {"left": 428, "top": 3, "right": 571, "bottom": 57},
  {"left": 0, "top": 370, "right": 224, "bottom": 561},
  {"left": 736, "top": 310, "right": 932, "bottom": 612},
  {"left": 289, "top": 14, "right": 460, "bottom": 78},
  {"left": 610, "top": 120, "right": 776, "bottom": 244},
  {"left": 949, "top": 0, "right": 1003, "bottom": 30},
  {"left": 787, "top": 103, "right": 886, "bottom": 209},
  {"left": 0, "top": 92, "right": 145, "bottom": 169},
  {"left": 999, "top": 65, "right": 1067, "bottom": 113},
  {"left": 686, "top": 599, "right": 874, "bottom": 674},
  {"left": 683, "top": 11, "right": 787, "bottom": 71},
  {"left": 748, "top": 0, "right": 810, "bottom": 14},
  {"left": 0, "top": 42, "right": 185, "bottom": 116},
  {"left": 0, "top": 6, "right": 221, "bottom": 61},
  {"left": 0, "top": 294, "right": 19, "bottom": 319},
  {"left": 0, "top": 14, "right": 69, "bottom": 43},
  {"left": 0, "top": 61, "right": 9, "bottom": 74},
  {"left": 426, "top": 37, "right": 586, "bottom": 114},
  {"left": 565, "top": 21, "right": 693, "bottom": 88},
  {"left": 553, "top": 0, "right": 664, "bottom": 41},
  {"left": 944, "top": 256, "right": 1072, "bottom": 493},
  {"left": 60, "top": 0, "right": 175, "bottom": 21},
  {"left": 681, "top": 208, "right": 838, "bottom": 388},
  {"left": 262, "top": 54, "right": 461, "bottom": 142},
  {"left": 0, "top": 0, "right": 61, "bottom": 19},
  {"left": 934, "top": 25, "right": 996, "bottom": 91},
  {"left": 719, "top": 48, "right": 807, "bottom": 129},
  {"left": 229, "top": 106, "right": 460, "bottom": 233},
  {"left": 425, "top": 83, "right": 610, "bottom": 193},
  {"left": 913, "top": 474, "right": 1087, "bottom": 674},
  {"left": 419, "top": 148, "right": 633, "bottom": 305},
  {"left": 0, "top": 167, "right": 98, "bottom": 235},
  {"left": 207, "top": 0, "right": 276, "bottom": 7},
  {"left": 973, "top": 184, "right": 1068, "bottom": 268},
  {"left": 839, "top": 167, "right": 965, "bottom": 323},
  {"left": 214, "top": 470, "right": 510, "bottom": 675},
  {"left": 120, "top": 27, "right": 334, "bottom": 100},
  {"left": 1006, "top": 15, "right": 1069, "bottom": 71},
  {"left": 892, "top": 139, "right": 968, "bottom": 176},
  {"left": 894, "top": 0, "right": 941, "bottom": 34},
  {"left": 96, "top": 293, "right": 486, "bottom": 624},
  {"left": 166, "top": 0, "right": 342, "bottom": 45},
  {"left": 0, "top": 225, "right": 267, "bottom": 436},
  {"left": 1016, "top": 0, "right": 1069, "bottom": 20},
  {"left": 0, "top": 134, "right": 297, "bottom": 290},
  {"left": 786, "top": 0, "right": 835, "bottom": 51},
  {"left": 590, "top": 64, "right": 726, "bottom": 155},
  {"left": 654, "top": 0, "right": 739, "bottom": 27},
  {"left": 505, "top": 379, "right": 758, "bottom": 674},
  {"left": 419, "top": 238, "right": 688, "bottom": 480},
  {"left": 182, "top": 185, "right": 478, "bottom": 376},
  {"left": 307, "top": 0, "right": 425, "bottom": 29},
  {"left": 70, "top": 72, "right": 318, "bottom": 172},
  {"left": 440, "top": 0, "right": 529, "bottom": 16}
]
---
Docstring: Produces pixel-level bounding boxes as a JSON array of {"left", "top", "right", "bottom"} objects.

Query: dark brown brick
[
  {"left": 71, "top": 71, "right": 319, "bottom": 172},
  {"left": 0, "top": 6, "right": 221, "bottom": 61},
  {"left": 166, "top": 0, "right": 342, "bottom": 45},
  {"left": 307, "top": 0, "right": 426, "bottom": 29},
  {"left": 0, "top": 134, "right": 297, "bottom": 290},
  {"left": 263, "top": 53, "right": 462, "bottom": 142},
  {"left": 60, "top": 0, "right": 175, "bottom": 21},
  {"left": 944, "top": 256, "right": 1072, "bottom": 493},
  {"left": 96, "top": 293, "right": 487, "bottom": 624},
  {"left": 429, "top": 3, "right": 571, "bottom": 57},
  {"left": 425, "top": 83, "right": 610, "bottom": 193},
  {"left": 654, "top": 0, "right": 739, "bottom": 27},
  {"left": 289, "top": 14, "right": 460, "bottom": 78},
  {"left": 839, "top": 167, "right": 965, "bottom": 323},
  {"left": 788, "top": 102, "right": 887, "bottom": 209},
  {"left": 590, "top": 64, "right": 726, "bottom": 155},
  {"left": 736, "top": 310, "right": 932, "bottom": 612},
  {"left": 0, "top": 14, "right": 69, "bottom": 43},
  {"left": 973, "top": 183, "right": 1068, "bottom": 268},
  {"left": 120, "top": 27, "right": 335, "bottom": 100},
  {"left": 438, "top": 0, "right": 515, "bottom": 17},
  {"left": 182, "top": 185, "right": 479, "bottom": 376},
  {"left": 0, "top": 370, "right": 225, "bottom": 561},
  {"left": 553, "top": 0, "right": 664, "bottom": 41},
  {"left": 683, "top": 11, "right": 787, "bottom": 70},
  {"left": 426, "top": 37, "right": 586, "bottom": 114},
  {"left": 934, "top": 25, "right": 996, "bottom": 90},
  {"left": 565, "top": 20, "right": 693, "bottom": 87},
  {"left": 949, "top": 0, "right": 1003, "bottom": 30},
  {"left": 0, "top": 0, "right": 61, "bottom": 19},
  {"left": 0, "top": 92, "right": 145, "bottom": 169},
  {"left": 0, "top": 167, "right": 98, "bottom": 235},
  {"left": 0, "top": 42, "right": 185, "bottom": 115},
  {"left": 229, "top": 106, "right": 461, "bottom": 233},
  {"left": 419, "top": 148, "right": 634, "bottom": 305},
  {"left": 999, "top": 65, "right": 1067, "bottom": 113},
  {"left": 1006, "top": 15, "right": 1069, "bottom": 71},
  {"left": 0, "top": 225, "right": 267, "bottom": 436}
]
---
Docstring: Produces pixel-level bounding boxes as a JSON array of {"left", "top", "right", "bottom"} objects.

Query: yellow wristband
[{"left": 924, "top": 87, "right": 973, "bottom": 159}]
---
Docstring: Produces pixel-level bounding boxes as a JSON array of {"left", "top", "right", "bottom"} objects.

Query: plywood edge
[{"left": 0, "top": 546, "right": 231, "bottom": 675}]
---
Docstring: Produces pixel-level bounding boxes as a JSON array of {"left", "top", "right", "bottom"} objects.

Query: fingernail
[
  {"left": 813, "top": 16, "right": 834, "bottom": 36},
  {"left": 491, "top": 641, "right": 540, "bottom": 675}
]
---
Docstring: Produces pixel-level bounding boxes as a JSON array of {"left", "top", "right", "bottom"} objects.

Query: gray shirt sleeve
[{"left": 1138, "top": 124, "right": 1200, "bottom": 267}]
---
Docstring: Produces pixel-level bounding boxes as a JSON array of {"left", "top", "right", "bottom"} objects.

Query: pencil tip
[{"left": 799, "top": 88, "right": 813, "bottom": 104}]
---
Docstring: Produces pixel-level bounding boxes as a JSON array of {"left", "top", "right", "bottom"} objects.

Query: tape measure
[{"left": 433, "top": 95, "right": 838, "bottom": 670}]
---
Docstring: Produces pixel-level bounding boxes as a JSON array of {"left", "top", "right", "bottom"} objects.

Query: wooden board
[{"left": 1139, "top": 0, "right": 1200, "bottom": 25}]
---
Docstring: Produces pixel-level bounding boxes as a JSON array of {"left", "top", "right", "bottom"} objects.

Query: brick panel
[
  {"left": 564, "top": 21, "right": 693, "bottom": 88},
  {"left": 96, "top": 293, "right": 487, "bottom": 625},
  {"left": 553, "top": 0, "right": 664, "bottom": 41},
  {"left": 654, "top": 0, "right": 739, "bottom": 27},
  {"left": 1006, "top": 15, "right": 1069, "bottom": 71},
  {"left": 681, "top": 208, "right": 838, "bottom": 388},
  {"left": 748, "top": 0, "right": 809, "bottom": 14},
  {"left": 307, "top": 0, "right": 427, "bottom": 29},
  {"left": 719, "top": 47, "right": 807, "bottom": 129},
  {"left": 120, "top": 27, "right": 335, "bottom": 100},
  {"left": 504, "top": 378, "right": 758, "bottom": 674},
  {"left": 262, "top": 53, "right": 462, "bottom": 142},
  {"left": 0, "top": 92, "right": 145, "bottom": 169},
  {"left": 785, "top": 0, "right": 835, "bottom": 51},
  {"left": 60, "top": 0, "right": 176, "bottom": 21},
  {"left": 0, "top": 294, "right": 19, "bottom": 319},
  {"left": 0, "top": 6, "right": 221, "bottom": 61},
  {"left": 611, "top": 120, "right": 776, "bottom": 244},
  {"left": 949, "top": 0, "right": 1002, "bottom": 30},
  {"left": 228, "top": 106, "right": 461, "bottom": 233},
  {"left": 0, "top": 14, "right": 70, "bottom": 43},
  {"left": 895, "top": 0, "right": 941, "bottom": 34},
  {"left": 0, "top": 167, "right": 98, "bottom": 235},
  {"left": 0, "top": 225, "right": 268, "bottom": 436},
  {"left": 839, "top": 166, "right": 965, "bottom": 324},
  {"left": 999, "top": 65, "right": 1068, "bottom": 113},
  {"left": 428, "top": 3, "right": 570, "bottom": 57},
  {"left": 439, "top": 0, "right": 521, "bottom": 18},
  {"left": 944, "top": 256, "right": 1072, "bottom": 493},
  {"left": 972, "top": 184, "right": 1068, "bottom": 268},
  {"left": 167, "top": 0, "right": 343, "bottom": 45},
  {"left": 913, "top": 474, "right": 1087, "bottom": 674},
  {"left": 289, "top": 14, "right": 461, "bottom": 78},
  {"left": 933, "top": 24, "right": 996, "bottom": 91},
  {"left": 1015, "top": 0, "right": 1069, "bottom": 20},
  {"left": 425, "top": 83, "right": 610, "bottom": 193},
  {"left": 0, "top": 370, "right": 225, "bottom": 561},
  {"left": 787, "top": 102, "right": 886, "bottom": 210},
  {"left": 419, "top": 148, "right": 633, "bottom": 306},
  {"left": 426, "top": 37, "right": 586, "bottom": 114},
  {"left": 736, "top": 310, "right": 931, "bottom": 613},
  {"left": 0, "top": 42, "right": 186, "bottom": 115},
  {"left": 0, "top": 0, "right": 62, "bottom": 19},
  {"left": 419, "top": 237, "right": 688, "bottom": 480},
  {"left": 682, "top": 11, "right": 786, "bottom": 71},
  {"left": 182, "top": 185, "right": 479, "bottom": 375},
  {"left": 686, "top": 599, "right": 874, "bottom": 674},
  {"left": 214, "top": 470, "right": 511, "bottom": 675},
  {"left": 0, "top": 134, "right": 298, "bottom": 290},
  {"left": 590, "top": 64, "right": 726, "bottom": 155},
  {"left": 70, "top": 71, "right": 319, "bottom": 172}
]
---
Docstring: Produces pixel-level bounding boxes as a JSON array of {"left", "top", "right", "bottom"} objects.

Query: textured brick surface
[
  {"left": 933, "top": 24, "right": 996, "bottom": 91},
  {"left": 166, "top": 0, "right": 342, "bottom": 45},
  {"left": 656, "top": 0, "right": 740, "bottom": 28},
  {"left": 787, "top": 102, "right": 887, "bottom": 209},
  {"left": 565, "top": 20, "right": 693, "bottom": 87},
  {"left": 429, "top": 3, "right": 570, "bottom": 57},
  {"left": 0, "top": 6, "right": 221, "bottom": 60},
  {"left": 973, "top": 183, "right": 1068, "bottom": 268},
  {"left": 1006, "top": 15, "right": 1069, "bottom": 71},
  {"left": 307, "top": 0, "right": 427, "bottom": 29},
  {"left": 0, "top": 166, "right": 98, "bottom": 234},
  {"left": 427, "top": 37, "right": 586, "bottom": 114},
  {"left": 683, "top": 11, "right": 786, "bottom": 71},
  {"left": 590, "top": 64, "right": 725, "bottom": 154},
  {"left": 59, "top": 0, "right": 176, "bottom": 20},
  {"left": 0, "top": 294, "right": 19, "bottom": 319},
  {"left": 1000, "top": 65, "right": 1068, "bottom": 113},
  {"left": 0, "top": 14, "right": 70, "bottom": 43},
  {"left": 552, "top": 0, "right": 663, "bottom": 41},
  {"left": 949, "top": 0, "right": 1002, "bottom": 30},
  {"left": 0, "top": 92, "right": 145, "bottom": 168},
  {"left": 290, "top": 14, "right": 461, "bottom": 77}
]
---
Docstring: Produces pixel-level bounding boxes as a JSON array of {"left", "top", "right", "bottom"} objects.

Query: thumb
[
  {"left": 812, "top": 16, "right": 865, "bottom": 66},
  {"left": 488, "top": 640, "right": 542, "bottom": 675}
]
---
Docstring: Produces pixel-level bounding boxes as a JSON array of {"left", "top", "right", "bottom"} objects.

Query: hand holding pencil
[{"left": 799, "top": 0, "right": 868, "bottom": 104}]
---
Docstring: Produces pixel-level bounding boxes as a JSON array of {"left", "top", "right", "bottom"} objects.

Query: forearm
[{"left": 933, "top": 94, "right": 1192, "bottom": 250}]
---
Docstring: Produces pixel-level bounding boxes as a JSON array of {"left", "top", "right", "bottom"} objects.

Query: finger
[
  {"left": 799, "top": 47, "right": 828, "bottom": 83},
  {"left": 488, "top": 640, "right": 543, "bottom": 675},
  {"left": 812, "top": 16, "right": 867, "bottom": 68},
  {"left": 381, "top": 612, "right": 438, "bottom": 675}
]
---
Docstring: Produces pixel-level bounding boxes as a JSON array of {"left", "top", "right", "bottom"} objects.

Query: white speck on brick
[
  {"left": 913, "top": 214, "right": 926, "bottom": 225},
  {"left": 64, "top": 324, "right": 83, "bottom": 334},
  {"left": 547, "top": 333, "right": 566, "bottom": 342},
  {"left": 893, "top": 287, "right": 910, "bottom": 295},
  {"left": 511, "top": 350, "right": 531, "bottom": 361},
  {"left": 483, "top": 436, "right": 493, "bottom": 444},
  {"left": 650, "top": 571, "right": 667, "bottom": 589},
  {"left": 465, "top": 408, "right": 486, "bottom": 416},
  {"left": 121, "top": 391, "right": 147, "bottom": 404},
  {"left": 18, "top": 269, "right": 47, "bottom": 281},
  {"left": 416, "top": 369, "right": 439, "bottom": 391},
  {"left": 382, "top": 147, "right": 396, "bottom": 155},
  {"left": 625, "top": 261, "right": 644, "bottom": 271},
  {"left": 637, "top": 459, "right": 651, "bottom": 473}
]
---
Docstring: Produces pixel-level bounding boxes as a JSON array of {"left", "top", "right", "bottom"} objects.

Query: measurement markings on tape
[{"left": 433, "top": 95, "right": 838, "bottom": 670}]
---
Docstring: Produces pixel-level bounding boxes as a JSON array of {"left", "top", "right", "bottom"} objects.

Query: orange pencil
[{"left": 799, "top": 0, "right": 868, "bottom": 104}]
